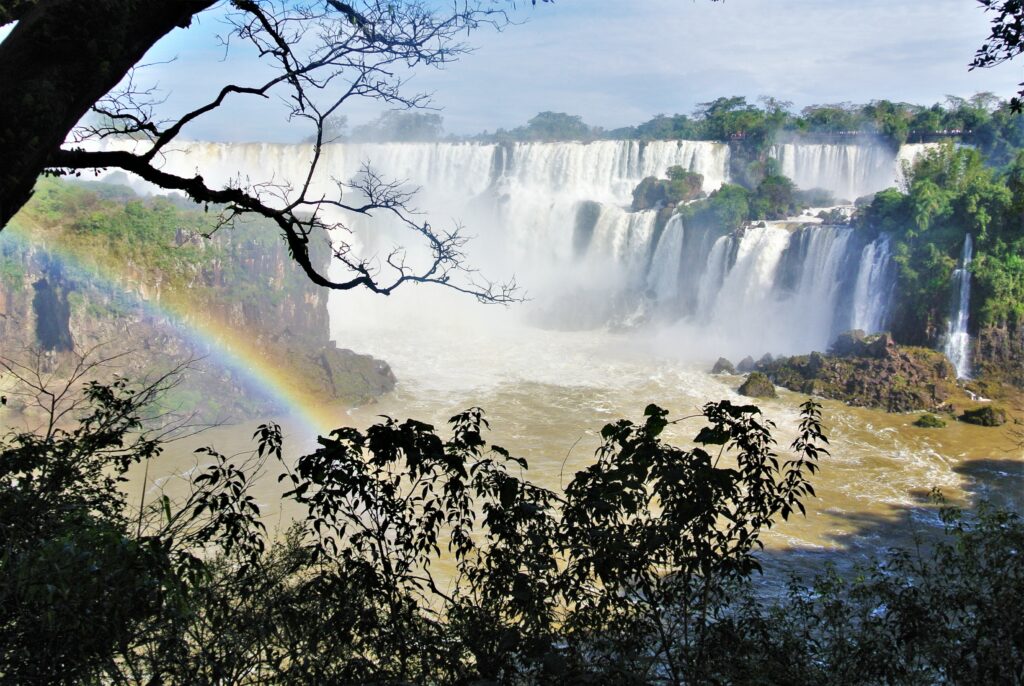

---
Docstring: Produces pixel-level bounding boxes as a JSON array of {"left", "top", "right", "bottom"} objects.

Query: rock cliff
[
  {"left": 755, "top": 330, "right": 956, "bottom": 412},
  {"left": 1, "top": 179, "right": 395, "bottom": 421}
]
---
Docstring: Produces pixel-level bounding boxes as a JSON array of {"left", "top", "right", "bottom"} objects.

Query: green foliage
[
  {"left": 714, "top": 495, "right": 1024, "bottom": 684},
  {"left": 3, "top": 379, "right": 1022, "bottom": 683},
  {"left": 677, "top": 172, "right": 806, "bottom": 230},
  {"left": 16, "top": 177, "right": 329, "bottom": 326},
  {"left": 490, "top": 111, "right": 597, "bottom": 142},
  {"left": 912, "top": 413, "right": 947, "bottom": 428},
  {"left": 678, "top": 182, "right": 751, "bottom": 232},
  {"left": 859, "top": 141, "right": 1024, "bottom": 340},
  {"left": 630, "top": 166, "right": 705, "bottom": 210},
  {"left": 0, "top": 378, "right": 831, "bottom": 684},
  {"left": 482, "top": 94, "right": 1024, "bottom": 159},
  {"left": 750, "top": 174, "right": 800, "bottom": 219},
  {"left": 0, "top": 378, "right": 170, "bottom": 684}
]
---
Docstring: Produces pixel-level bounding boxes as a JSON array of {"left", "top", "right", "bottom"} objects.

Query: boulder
[
  {"left": 913, "top": 413, "right": 947, "bottom": 428},
  {"left": 711, "top": 357, "right": 736, "bottom": 374},
  {"left": 958, "top": 406, "right": 1008, "bottom": 427},
  {"left": 758, "top": 353, "right": 774, "bottom": 367},
  {"left": 736, "top": 355, "right": 756, "bottom": 373},
  {"left": 739, "top": 372, "right": 777, "bottom": 399},
  {"left": 829, "top": 329, "right": 866, "bottom": 357},
  {"left": 866, "top": 332, "right": 896, "bottom": 359}
]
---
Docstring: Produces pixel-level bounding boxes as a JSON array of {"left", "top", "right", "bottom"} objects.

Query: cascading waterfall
[
  {"left": 650, "top": 222, "right": 884, "bottom": 357},
  {"left": 769, "top": 142, "right": 934, "bottom": 202},
  {"left": 850, "top": 235, "right": 896, "bottom": 334},
  {"left": 87, "top": 137, "right": 910, "bottom": 357},
  {"left": 944, "top": 234, "right": 974, "bottom": 379},
  {"left": 646, "top": 215, "right": 685, "bottom": 303}
]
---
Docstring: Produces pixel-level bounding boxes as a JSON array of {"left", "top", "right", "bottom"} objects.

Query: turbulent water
[
  {"left": 103, "top": 137, "right": 1020, "bottom": 570},
  {"left": 93, "top": 137, "right": 929, "bottom": 358},
  {"left": 944, "top": 233, "right": 974, "bottom": 379}
]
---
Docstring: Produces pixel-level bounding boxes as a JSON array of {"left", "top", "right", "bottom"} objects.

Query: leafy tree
[
  {"left": 859, "top": 141, "right": 1024, "bottom": 342},
  {"left": 0, "top": 357, "right": 831, "bottom": 683},
  {"left": 494, "top": 111, "right": 597, "bottom": 142},
  {"left": 631, "top": 166, "right": 705, "bottom": 210},
  {"left": 679, "top": 183, "right": 751, "bottom": 232},
  {"left": 971, "top": 0, "right": 1024, "bottom": 111},
  {"left": 350, "top": 110, "right": 445, "bottom": 142},
  {"left": 751, "top": 174, "right": 800, "bottom": 220}
]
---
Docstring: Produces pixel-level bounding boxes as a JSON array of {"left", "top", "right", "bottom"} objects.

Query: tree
[
  {"left": 350, "top": 110, "right": 445, "bottom": 142},
  {"left": 971, "top": 0, "right": 1024, "bottom": 111},
  {"left": 0, "top": 373, "right": 828, "bottom": 682},
  {"left": 0, "top": 1, "right": 541, "bottom": 302}
]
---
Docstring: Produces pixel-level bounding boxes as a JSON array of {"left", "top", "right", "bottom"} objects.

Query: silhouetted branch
[{"left": 55, "top": 0, "right": 522, "bottom": 303}]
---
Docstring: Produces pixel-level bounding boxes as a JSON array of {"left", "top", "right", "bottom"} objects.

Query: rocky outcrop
[
  {"left": 974, "top": 323, "right": 1024, "bottom": 388},
  {"left": 1, "top": 181, "right": 396, "bottom": 421},
  {"left": 755, "top": 331, "right": 956, "bottom": 412},
  {"left": 913, "top": 413, "right": 946, "bottom": 428},
  {"left": 739, "top": 372, "right": 777, "bottom": 399},
  {"left": 958, "top": 406, "right": 1008, "bottom": 427},
  {"left": 711, "top": 357, "right": 735, "bottom": 374}
]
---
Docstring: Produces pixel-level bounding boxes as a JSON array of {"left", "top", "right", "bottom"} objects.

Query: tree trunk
[{"left": 0, "top": 0, "right": 215, "bottom": 226}]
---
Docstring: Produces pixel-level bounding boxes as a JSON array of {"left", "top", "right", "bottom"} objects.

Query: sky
[{"left": 114, "top": 0, "right": 1021, "bottom": 141}]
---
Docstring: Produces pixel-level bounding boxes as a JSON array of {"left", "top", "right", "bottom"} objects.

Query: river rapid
[{"left": 134, "top": 285, "right": 1024, "bottom": 585}]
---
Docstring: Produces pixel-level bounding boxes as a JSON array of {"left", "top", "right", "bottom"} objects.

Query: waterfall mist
[{"left": 87, "top": 137, "right": 928, "bottom": 364}]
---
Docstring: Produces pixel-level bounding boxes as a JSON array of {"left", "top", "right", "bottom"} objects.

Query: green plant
[{"left": 913, "top": 413, "right": 947, "bottom": 428}]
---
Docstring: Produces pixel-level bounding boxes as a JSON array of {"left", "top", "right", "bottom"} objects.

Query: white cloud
[{"left": 133, "top": 0, "right": 1019, "bottom": 140}]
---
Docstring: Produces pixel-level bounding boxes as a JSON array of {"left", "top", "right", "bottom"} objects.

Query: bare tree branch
[{"left": 48, "top": 0, "right": 524, "bottom": 303}]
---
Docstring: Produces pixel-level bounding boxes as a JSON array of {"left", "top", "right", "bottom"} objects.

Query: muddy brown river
[{"left": 121, "top": 289, "right": 1024, "bottom": 585}]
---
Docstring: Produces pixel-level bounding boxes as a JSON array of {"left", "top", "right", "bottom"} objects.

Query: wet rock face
[
  {"left": 974, "top": 324, "right": 1024, "bottom": 388},
  {"left": 31, "top": 277, "right": 72, "bottom": 351},
  {"left": 756, "top": 331, "right": 956, "bottom": 412},
  {"left": 739, "top": 372, "right": 777, "bottom": 399},
  {"left": 1, "top": 200, "right": 397, "bottom": 420}
]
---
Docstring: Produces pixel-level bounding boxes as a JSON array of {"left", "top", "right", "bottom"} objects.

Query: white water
[
  {"left": 851, "top": 235, "right": 896, "bottom": 334},
  {"left": 944, "top": 233, "right": 974, "bottom": 379},
  {"left": 769, "top": 142, "right": 934, "bottom": 201},
  {"left": 86, "top": 137, "right": 913, "bottom": 357}
]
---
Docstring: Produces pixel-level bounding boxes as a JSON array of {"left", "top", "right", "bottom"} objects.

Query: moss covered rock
[
  {"left": 958, "top": 406, "right": 1008, "bottom": 427},
  {"left": 739, "top": 372, "right": 777, "bottom": 399},
  {"left": 913, "top": 413, "right": 947, "bottom": 428}
]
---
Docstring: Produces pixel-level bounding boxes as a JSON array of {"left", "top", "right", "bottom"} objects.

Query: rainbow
[{"left": 2, "top": 215, "right": 349, "bottom": 438}]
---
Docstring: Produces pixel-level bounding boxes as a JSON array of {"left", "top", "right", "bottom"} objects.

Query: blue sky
[{"left": 130, "top": 0, "right": 1018, "bottom": 141}]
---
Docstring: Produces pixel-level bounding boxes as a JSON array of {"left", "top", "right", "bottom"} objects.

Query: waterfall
[
  {"left": 944, "top": 234, "right": 973, "bottom": 379},
  {"left": 646, "top": 215, "right": 685, "bottom": 302},
  {"left": 850, "top": 235, "right": 895, "bottom": 334},
  {"left": 769, "top": 142, "right": 934, "bottom": 202},
  {"left": 85, "top": 137, "right": 906, "bottom": 358},
  {"left": 675, "top": 224, "right": 860, "bottom": 355}
]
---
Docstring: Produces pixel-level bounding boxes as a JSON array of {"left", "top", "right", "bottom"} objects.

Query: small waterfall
[
  {"left": 850, "top": 235, "right": 895, "bottom": 334},
  {"left": 944, "top": 234, "right": 973, "bottom": 379},
  {"left": 646, "top": 215, "right": 685, "bottom": 302}
]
